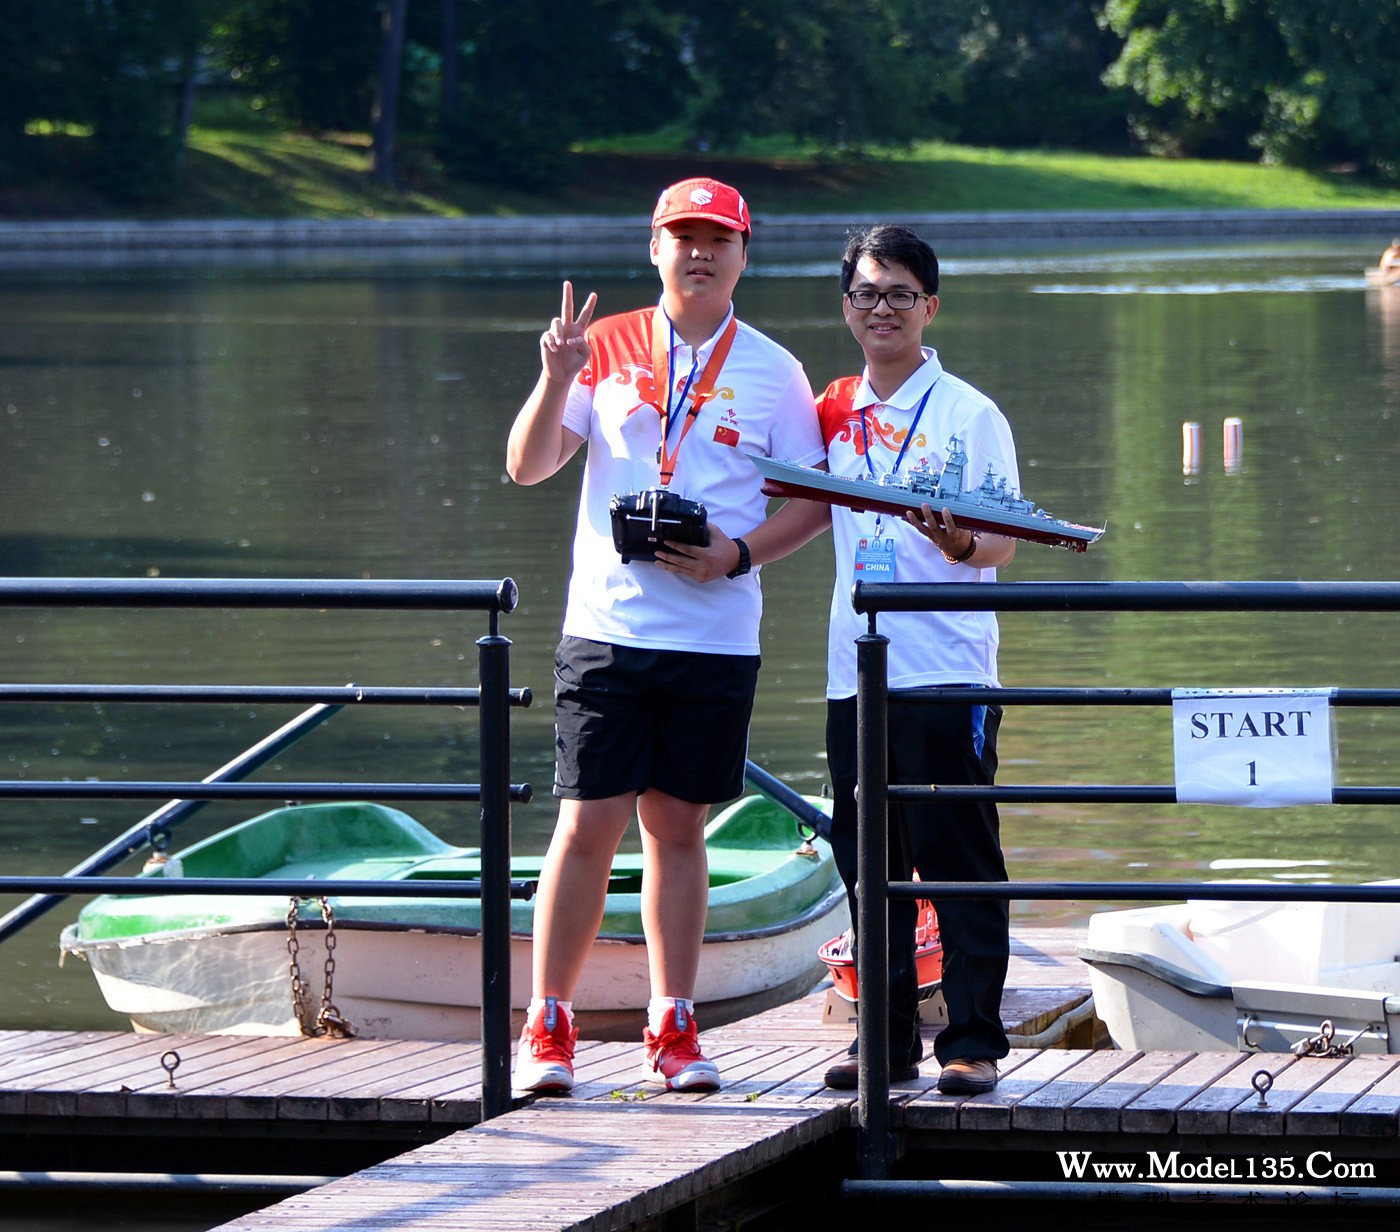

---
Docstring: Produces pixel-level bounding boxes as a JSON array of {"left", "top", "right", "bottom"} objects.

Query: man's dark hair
[{"left": 840, "top": 225, "right": 939, "bottom": 296}]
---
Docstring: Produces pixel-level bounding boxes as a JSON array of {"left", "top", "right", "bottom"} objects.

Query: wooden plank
[
  {"left": 277, "top": 1041, "right": 476, "bottom": 1120},
  {"left": 718, "top": 1041, "right": 938, "bottom": 1112},
  {"left": 419, "top": 1038, "right": 727, "bottom": 1122},
  {"left": 0, "top": 1030, "right": 73, "bottom": 1063},
  {"left": 897, "top": 1047, "right": 1037, "bottom": 1131},
  {"left": 911, "top": 1048, "right": 1085, "bottom": 1133},
  {"left": 383, "top": 1043, "right": 492, "bottom": 1103},
  {"left": 0, "top": 1032, "right": 118, "bottom": 1113},
  {"left": 680, "top": 1043, "right": 824, "bottom": 1104},
  {"left": 13, "top": 1032, "right": 203, "bottom": 1116},
  {"left": 15, "top": 1032, "right": 249, "bottom": 1118},
  {"left": 1337, "top": 1057, "right": 1400, "bottom": 1138},
  {"left": 204, "top": 1099, "right": 848, "bottom": 1232},
  {"left": 569, "top": 1041, "right": 666, "bottom": 1100},
  {"left": 1174, "top": 1052, "right": 1295, "bottom": 1136},
  {"left": 225, "top": 1038, "right": 403, "bottom": 1096},
  {"left": 703, "top": 988, "right": 852, "bottom": 1046},
  {"left": 30, "top": 1001, "right": 1400, "bottom": 1231},
  {"left": 1120, "top": 1051, "right": 1247, "bottom": 1134},
  {"left": 1010, "top": 1048, "right": 1143, "bottom": 1132},
  {"left": 1062, "top": 1050, "right": 1193, "bottom": 1133},
  {"left": 166, "top": 1037, "right": 350, "bottom": 1120},
  {"left": 0, "top": 1030, "right": 154, "bottom": 1087},
  {"left": 224, "top": 1038, "right": 407, "bottom": 1121},
  {"left": 718, "top": 1042, "right": 869, "bottom": 1111},
  {"left": 202, "top": 1039, "right": 392, "bottom": 1121},
  {"left": 325, "top": 1041, "right": 481, "bottom": 1124},
  {"left": 1004, "top": 987, "right": 1091, "bottom": 1038},
  {"left": 70, "top": 1032, "right": 258, "bottom": 1117},
  {"left": 1286, "top": 1054, "right": 1400, "bottom": 1137},
  {"left": 1229, "top": 1054, "right": 1349, "bottom": 1136}
]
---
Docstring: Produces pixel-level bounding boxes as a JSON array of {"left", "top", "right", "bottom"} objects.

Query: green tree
[
  {"left": 683, "top": 0, "right": 967, "bottom": 153},
  {"left": 1, "top": 0, "right": 220, "bottom": 198},
  {"left": 442, "top": 0, "right": 687, "bottom": 187},
  {"left": 215, "top": 0, "right": 381, "bottom": 132},
  {"left": 953, "top": 0, "right": 1136, "bottom": 152},
  {"left": 1103, "top": 0, "right": 1400, "bottom": 175},
  {"left": 0, "top": 4, "right": 69, "bottom": 181}
]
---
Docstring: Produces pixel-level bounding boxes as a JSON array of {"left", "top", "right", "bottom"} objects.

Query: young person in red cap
[{"left": 506, "top": 177, "right": 826, "bottom": 1095}]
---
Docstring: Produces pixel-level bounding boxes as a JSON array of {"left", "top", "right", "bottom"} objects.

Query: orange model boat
[{"left": 818, "top": 897, "right": 943, "bottom": 1003}]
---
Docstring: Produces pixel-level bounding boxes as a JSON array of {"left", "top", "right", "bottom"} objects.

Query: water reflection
[{"left": 2, "top": 238, "right": 1399, "bottom": 1026}]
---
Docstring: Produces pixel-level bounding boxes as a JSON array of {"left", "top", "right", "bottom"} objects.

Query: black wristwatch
[{"left": 726, "top": 537, "right": 752, "bottom": 579}]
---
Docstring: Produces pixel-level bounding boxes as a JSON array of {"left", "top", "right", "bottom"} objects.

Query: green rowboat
[{"left": 60, "top": 794, "right": 845, "bottom": 1040}]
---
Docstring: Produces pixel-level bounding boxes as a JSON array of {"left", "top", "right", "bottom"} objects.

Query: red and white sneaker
[
  {"left": 641, "top": 1003, "right": 720, "bottom": 1092},
  {"left": 513, "top": 998, "right": 577, "bottom": 1095}
]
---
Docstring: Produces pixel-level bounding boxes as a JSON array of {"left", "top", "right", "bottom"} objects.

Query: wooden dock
[{"left": 8, "top": 927, "right": 1400, "bottom": 1229}]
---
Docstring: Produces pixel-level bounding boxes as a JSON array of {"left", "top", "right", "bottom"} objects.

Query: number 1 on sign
[{"left": 1247, "top": 760, "right": 1257, "bottom": 786}]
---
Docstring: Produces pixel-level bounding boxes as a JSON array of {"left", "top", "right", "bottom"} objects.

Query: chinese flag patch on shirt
[{"left": 713, "top": 425, "right": 740, "bottom": 447}]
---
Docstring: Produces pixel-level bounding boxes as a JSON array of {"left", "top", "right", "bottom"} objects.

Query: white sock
[
  {"left": 648, "top": 996, "right": 694, "bottom": 1034},
  {"left": 528, "top": 997, "right": 573, "bottom": 1028}
]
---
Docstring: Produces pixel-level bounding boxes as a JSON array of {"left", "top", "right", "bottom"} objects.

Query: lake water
[{"left": 2, "top": 234, "right": 1399, "bottom": 1054}]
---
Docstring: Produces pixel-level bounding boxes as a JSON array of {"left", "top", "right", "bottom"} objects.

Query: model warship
[{"left": 750, "top": 438, "right": 1104, "bottom": 552}]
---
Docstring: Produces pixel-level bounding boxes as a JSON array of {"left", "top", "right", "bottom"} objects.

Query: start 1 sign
[{"left": 1171, "top": 688, "right": 1336, "bottom": 807}]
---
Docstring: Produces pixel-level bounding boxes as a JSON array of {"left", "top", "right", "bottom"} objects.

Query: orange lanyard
[{"left": 649, "top": 309, "right": 738, "bottom": 487}]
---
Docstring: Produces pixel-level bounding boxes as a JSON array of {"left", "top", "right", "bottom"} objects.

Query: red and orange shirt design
[
  {"left": 817, "top": 376, "right": 928, "bottom": 461},
  {"left": 579, "top": 308, "right": 739, "bottom": 446}
]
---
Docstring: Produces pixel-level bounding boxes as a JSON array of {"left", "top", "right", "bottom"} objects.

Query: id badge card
[{"left": 854, "top": 535, "right": 896, "bottom": 578}]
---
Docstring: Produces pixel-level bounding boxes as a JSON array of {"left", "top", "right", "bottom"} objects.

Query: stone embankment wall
[{"left": 1, "top": 209, "right": 1398, "bottom": 266}]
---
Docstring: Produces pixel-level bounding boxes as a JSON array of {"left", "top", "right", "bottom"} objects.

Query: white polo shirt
[
  {"left": 818, "top": 348, "right": 1020, "bottom": 697},
  {"left": 561, "top": 304, "right": 823, "bottom": 655}
]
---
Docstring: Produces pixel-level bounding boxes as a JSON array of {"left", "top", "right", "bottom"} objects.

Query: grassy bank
[{"left": 8, "top": 122, "right": 1400, "bottom": 220}]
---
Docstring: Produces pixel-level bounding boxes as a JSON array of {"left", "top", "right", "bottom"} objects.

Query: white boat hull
[
  {"left": 1079, "top": 890, "right": 1400, "bottom": 1053},
  {"left": 61, "top": 888, "right": 848, "bottom": 1041}
]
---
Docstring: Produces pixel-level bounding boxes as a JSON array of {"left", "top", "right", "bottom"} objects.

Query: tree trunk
[
  {"left": 173, "top": 45, "right": 199, "bottom": 172},
  {"left": 371, "top": 0, "right": 410, "bottom": 185}
]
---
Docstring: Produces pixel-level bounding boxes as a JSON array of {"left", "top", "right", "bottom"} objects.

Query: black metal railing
[
  {"left": 848, "top": 580, "right": 1400, "bottom": 1182},
  {"left": 0, "top": 577, "right": 532, "bottom": 1121}
]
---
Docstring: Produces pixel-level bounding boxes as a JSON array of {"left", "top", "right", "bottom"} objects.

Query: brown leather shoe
[
  {"left": 936, "top": 1057, "right": 997, "bottom": 1095},
  {"left": 824, "top": 1052, "right": 920, "bottom": 1090}
]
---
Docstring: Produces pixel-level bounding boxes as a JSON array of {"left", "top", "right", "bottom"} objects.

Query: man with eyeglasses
[{"left": 819, "top": 224, "right": 1016, "bottom": 1096}]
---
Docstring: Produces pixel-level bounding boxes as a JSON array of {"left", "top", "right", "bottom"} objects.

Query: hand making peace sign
[{"left": 540, "top": 280, "right": 598, "bottom": 384}]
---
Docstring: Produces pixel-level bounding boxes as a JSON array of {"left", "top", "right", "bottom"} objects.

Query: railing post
[
  {"left": 477, "top": 625, "right": 514, "bottom": 1120},
  {"left": 855, "top": 628, "right": 894, "bottom": 1179}
]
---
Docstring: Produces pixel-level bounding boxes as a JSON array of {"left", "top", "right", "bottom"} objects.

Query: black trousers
[{"left": 826, "top": 693, "right": 1010, "bottom": 1066}]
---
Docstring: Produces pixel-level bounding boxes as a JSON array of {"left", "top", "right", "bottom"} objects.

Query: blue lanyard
[
  {"left": 664, "top": 318, "right": 701, "bottom": 445},
  {"left": 858, "top": 384, "right": 934, "bottom": 478}
]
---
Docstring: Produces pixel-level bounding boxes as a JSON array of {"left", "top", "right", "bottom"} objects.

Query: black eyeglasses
[{"left": 845, "top": 288, "right": 930, "bottom": 311}]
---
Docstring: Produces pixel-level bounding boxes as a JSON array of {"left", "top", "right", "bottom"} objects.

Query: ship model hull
[{"left": 750, "top": 452, "right": 1104, "bottom": 553}]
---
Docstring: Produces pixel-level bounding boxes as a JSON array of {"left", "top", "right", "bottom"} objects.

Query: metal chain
[
  {"left": 286, "top": 897, "right": 309, "bottom": 1030},
  {"left": 315, "top": 896, "right": 355, "bottom": 1038},
  {"left": 1291, "top": 1018, "right": 1367, "bottom": 1059},
  {"left": 285, "top": 896, "right": 356, "bottom": 1038}
]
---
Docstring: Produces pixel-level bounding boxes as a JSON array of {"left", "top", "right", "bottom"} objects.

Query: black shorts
[{"left": 553, "top": 636, "right": 760, "bottom": 804}]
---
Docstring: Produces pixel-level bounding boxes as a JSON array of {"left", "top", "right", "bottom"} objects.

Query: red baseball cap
[{"left": 651, "top": 178, "right": 751, "bottom": 236}]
